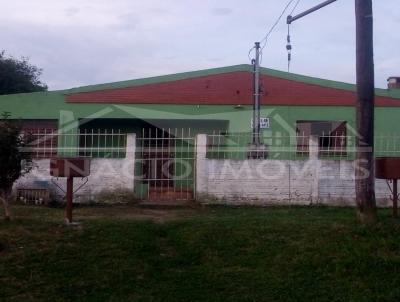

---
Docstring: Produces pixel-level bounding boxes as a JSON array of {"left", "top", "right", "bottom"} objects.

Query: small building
[{"left": 1, "top": 64, "right": 400, "bottom": 204}]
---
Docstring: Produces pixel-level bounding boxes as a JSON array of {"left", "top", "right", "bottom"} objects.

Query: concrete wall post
[
  {"left": 125, "top": 133, "right": 136, "bottom": 192},
  {"left": 309, "top": 135, "right": 319, "bottom": 160},
  {"left": 196, "top": 134, "right": 208, "bottom": 198},
  {"left": 309, "top": 135, "right": 320, "bottom": 204}
]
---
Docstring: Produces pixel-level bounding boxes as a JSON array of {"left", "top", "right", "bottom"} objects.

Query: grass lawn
[{"left": 1, "top": 205, "right": 400, "bottom": 302}]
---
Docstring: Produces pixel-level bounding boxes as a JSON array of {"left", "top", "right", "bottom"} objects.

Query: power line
[
  {"left": 259, "top": 0, "right": 296, "bottom": 50},
  {"left": 248, "top": 0, "right": 299, "bottom": 63},
  {"left": 290, "top": 0, "right": 302, "bottom": 16}
]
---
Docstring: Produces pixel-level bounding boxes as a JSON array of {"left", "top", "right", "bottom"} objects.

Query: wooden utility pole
[
  {"left": 287, "top": 0, "right": 377, "bottom": 222},
  {"left": 355, "top": 0, "right": 377, "bottom": 223}
]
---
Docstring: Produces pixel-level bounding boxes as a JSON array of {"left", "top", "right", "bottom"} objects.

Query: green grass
[{"left": 1, "top": 205, "right": 400, "bottom": 302}]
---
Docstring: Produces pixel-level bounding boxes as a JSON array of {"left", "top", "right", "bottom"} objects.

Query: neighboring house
[{"left": 1, "top": 64, "right": 400, "bottom": 204}]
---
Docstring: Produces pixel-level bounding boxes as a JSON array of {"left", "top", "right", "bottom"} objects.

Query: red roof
[{"left": 67, "top": 70, "right": 400, "bottom": 107}]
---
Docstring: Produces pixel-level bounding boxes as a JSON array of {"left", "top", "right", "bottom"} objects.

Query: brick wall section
[{"left": 67, "top": 71, "right": 400, "bottom": 107}]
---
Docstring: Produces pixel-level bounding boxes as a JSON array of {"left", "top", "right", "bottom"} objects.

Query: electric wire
[
  {"left": 290, "top": 0, "right": 301, "bottom": 16},
  {"left": 248, "top": 0, "right": 299, "bottom": 65},
  {"left": 247, "top": 0, "right": 300, "bottom": 61},
  {"left": 248, "top": 46, "right": 255, "bottom": 62},
  {"left": 260, "top": 0, "right": 296, "bottom": 50}
]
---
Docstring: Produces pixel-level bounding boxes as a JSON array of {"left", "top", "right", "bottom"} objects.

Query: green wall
[
  {"left": 1, "top": 83, "right": 400, "bottom": 198},
  {"left": 1, "top": 89, "right": 397, "bottom": 136},
  {"left": 1, "top": 89, "right": 399, "bottom": 159}
]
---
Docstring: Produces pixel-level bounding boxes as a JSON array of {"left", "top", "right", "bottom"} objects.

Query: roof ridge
[
  {"left": 260, "top": 67, "right": 400, "bottom": 99},
  {"left": 1, "top": 63, "right": 399, "bottom": 99},
  {"left": 65, "top": 64, "right": 253, "bottom": 94}
]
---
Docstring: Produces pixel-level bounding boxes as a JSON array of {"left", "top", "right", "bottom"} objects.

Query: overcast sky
[{"left": 1, "top": 0, "right": 399, "bottom": 90}]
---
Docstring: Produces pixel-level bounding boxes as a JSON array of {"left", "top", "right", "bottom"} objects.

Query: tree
[
  {"left": 0, "top": 112, "right": 32, "bottom": 220},
  {"left": 0, "top": 51, "right": 47, "bottom": 95}
]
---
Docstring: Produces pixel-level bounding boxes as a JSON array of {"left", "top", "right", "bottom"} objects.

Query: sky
[{"left": 1, "top": 0, "right": 399, "bottom": 90}]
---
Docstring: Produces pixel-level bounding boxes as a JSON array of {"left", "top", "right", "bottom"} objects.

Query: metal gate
[{"left": 135, "top": 128, "right": 196, "bottom": 201}]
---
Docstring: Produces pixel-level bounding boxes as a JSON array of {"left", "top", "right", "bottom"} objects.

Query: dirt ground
[{"left": 72, "top": 204, "right": 207, "bottom": 223}]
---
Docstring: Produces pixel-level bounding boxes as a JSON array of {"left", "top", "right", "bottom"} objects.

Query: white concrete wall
[
  {"left": 196, "top": 158, "right": 393, "bottom": 206},
  {"left": 14, "top": 132, "right": 394, "bottom": 207},
  {"left": 318, "top": 160, "right": 392, "bottom": 207},
  {"left": 196, "top": 134, "right": 393, "bottom": 207},
  {"left": 14, "top": 133, "right": 136, "bottom": 203}
]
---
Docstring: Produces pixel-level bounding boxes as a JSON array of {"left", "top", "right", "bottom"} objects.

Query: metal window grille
[
  {"left": 206, "top": 131, "right": 311, "bottom": 160},
  {"left": 77, "top": 129, "right": 127, "bottom": 158},
  {"left": 206, "top": 132, "right": 355, "bottom": 160},
  {"left": 24, "top": 129, "right": 127, "bottom": 159},
  {"left": 318, "top": 131, "right": 349, "bottom": 159},
  {"left": 375, "top": 134, "right": 400, "bottom": 157},
  {"left": 23, "top": 128, "right": 58, "bottom": 159}
]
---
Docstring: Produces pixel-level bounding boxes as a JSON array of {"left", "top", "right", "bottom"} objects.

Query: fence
[
  {"left": 206, "top": 132, "right": 400, "bottom": 160},
  {"left": 22, "top": 129, "right": 400, "bottom": 161},
  {"left": 375, "top": 134, "right": 400, "bottom": 157},
  {"left": 134, "top": 128, "right": 196, "bottom": 201},
  {"left": 24, "top": 129, "right": 127, "bottom": 159},
  {"left": 206, "top": 132, "right": 352, "bottom": 160}
]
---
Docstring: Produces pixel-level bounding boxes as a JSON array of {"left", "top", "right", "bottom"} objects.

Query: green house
[{"left": 2, "top": 65, "right": 400, "bottom": 201}]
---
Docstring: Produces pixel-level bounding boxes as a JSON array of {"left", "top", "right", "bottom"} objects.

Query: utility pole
[
  {"left": 248, "top": 42, "right": 267, "bottom": 159},
  {"left": 253, "top": 42, "right": 261, "bottom": 145},
  {"left": 287, "top": 0, "right": 377, "bottom": 223},
  {"left": 355, "top": 0, "right": 377, "bottom": 223}
]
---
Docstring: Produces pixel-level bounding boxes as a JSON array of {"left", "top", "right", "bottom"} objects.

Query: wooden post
[
  {"left": 65, "top": 176, "right": 73, "bottom": 223},
  {"left": 355, "top": 0, "right": 377, "bottom": 223},
  {"left": 393, "top": 179, "right": 398, "bottom": 218}
]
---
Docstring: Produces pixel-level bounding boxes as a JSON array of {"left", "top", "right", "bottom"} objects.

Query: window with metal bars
[
  {"left": 20, "top": 120, "right": 58, "bottom": 159},
  {"left": 296, "top": 121, "right": 347, "bottom": 157}
]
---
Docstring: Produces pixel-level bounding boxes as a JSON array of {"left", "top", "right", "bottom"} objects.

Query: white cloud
[{"left": 0, "top": 0, "right": 398, "bottom": 90}]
